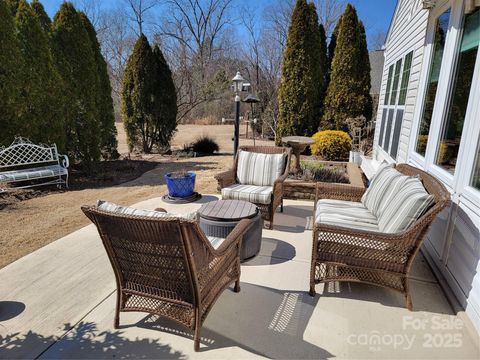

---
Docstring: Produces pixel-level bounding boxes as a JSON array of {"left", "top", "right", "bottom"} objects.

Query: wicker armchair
[
  {"left": 215, "top": 146, "right": 292, "bottom": 229},
  {"left": 309, "top": 164, "right": 450, "bottom": 310},
  {"left": 82, "top": 205, "right": 252, "bottom": 351}
]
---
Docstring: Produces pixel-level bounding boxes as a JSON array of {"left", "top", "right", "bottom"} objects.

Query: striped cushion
[
  {"left": 207, "top": 236, "right": 226, "bottom": 249},
  {"left": 0, "top": 164, "right": 67, "bottom": 183},
  {"left": 236, "top": 150, "right": 286, "bottom": 186},
  {"left": 315, "top": 199, "right": 380, "bottom": 232},
  {"left": 221, "top": 184, "right": 273, "bottom": 204},
  {"left": 361, "top": 164, "right": 409, "bottom": 217},
  {"left": 378, "top": 177, "right": 434, "bottom": 233},
  {"left": 97, "top": 200, "right": 197, "bottom": 220}
]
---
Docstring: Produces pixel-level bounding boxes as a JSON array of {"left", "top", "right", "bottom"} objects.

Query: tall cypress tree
[
  {"left": 15, "top": 0, "right": 65, "bottom": 148},
  {"left": 31, "top": 0, "right": 52, "bottom": 33},
  {"left": 0, "top": 0, "right": 22, "bottom": 145},
  {"left": 5, "top": 0, "right": 19, "bottom": 16},
  {"left": 79, "top": 12, "right": 118, "bottom": 159},
  {"left": 322, "top": 4, "right": 372, "bottom": 130},
  {"left": 53, "top": 2, "right": 100, "bottom": 168},
  {"left": 317, "top": 23, "right": 328, "bottom": 124},
  {"left": 122, "top": 34, "right": 157, "bottom": 153},
  {"left": 358, "top": 20, "right": 373, "bottom": 121},
  {"left": 277, "top": 0, "right": 324, "bottom": 140}
]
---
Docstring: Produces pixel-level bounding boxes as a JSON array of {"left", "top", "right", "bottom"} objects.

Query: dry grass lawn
[{"left": 0, "top": 124, "right": 274, "bottom": 269}]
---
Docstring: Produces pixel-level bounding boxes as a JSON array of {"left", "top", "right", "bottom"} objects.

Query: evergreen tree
[
  {"left": 322, "top": 4, "right": 373, "bottom": 131},
  {"left": 277, "top": 0, "right": 324, "bottom": 141},
  {"left": 122, "top": 34, "right": 157, "bottom": 153},
  {"left": 358, "top": 20, "right": 373, "bottom": 121},
  {"left": 52, "top": 2, "right": 101, "bottom": 168},
  {"left": 5, "top": 0, "right": 19, "bottom": 16},
  {"left": 14, "top": 0, "right": 65, "bottom": 148},
  {"left": 0, "top": 0, "right": 22, "bottom": 145},
  {"left": 31, "top": 0, "right": 52, "bottom": 33},
  {"left": 122, "top": 36, "right": 178, "bottom": 153},
  {"left": 79, "top": 12, "right": 119, "bottom": 159},
  {"left": 317, "top": 23, "right": 328, "bottom": 123},
  {"left": 152, "top": 44, "right": 178, "bottom": 149}
]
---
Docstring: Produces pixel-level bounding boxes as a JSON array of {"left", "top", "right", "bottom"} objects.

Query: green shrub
[
  {"left": 311, "top": 130, "right": 351, "bottom": 160},
  {"left": 191, "top": 136, "right": 219, "bottom": 154}
]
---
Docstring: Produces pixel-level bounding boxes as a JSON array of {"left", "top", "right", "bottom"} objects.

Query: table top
[
  {"left": 281, "top": 136, "right": 315, "bottom": 146},
  {"left": 198, "top": 200, "right": 258, "bottom": 221}
]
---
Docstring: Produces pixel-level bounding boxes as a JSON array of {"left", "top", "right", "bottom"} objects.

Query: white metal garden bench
[{"left": 0, "top": 137, "right": 69, "bottom": 191}]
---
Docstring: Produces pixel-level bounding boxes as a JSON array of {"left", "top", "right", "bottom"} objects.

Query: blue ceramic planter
[{"left": 165, "top": 172, "right": 196, "bottom": 198}]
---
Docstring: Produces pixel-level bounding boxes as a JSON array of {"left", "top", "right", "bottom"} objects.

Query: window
[
  {"left": 384, "top": 65, "right": 394, "bottom": 105},
  {"left": 415, "top": 9, "right": 451, "bottom": 157},
  {"left": 398, "top": 52, "right": 413, "bottom": 105},
  {"left": 379, "top": 51, "right": 414, "bottom": 159},
  {"left": 390, "top": 59, "right": 403, "bottom": 105},
  {"left": 435, "top": 8, "right": 479, "bottom": 174},
  {"left": 472, "top": 141, "right": 480, "bottom": 190}
]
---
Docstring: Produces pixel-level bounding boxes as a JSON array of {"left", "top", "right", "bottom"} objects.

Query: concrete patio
[{"left": 1, "top": 196, "right": 479, "bottom": 359}]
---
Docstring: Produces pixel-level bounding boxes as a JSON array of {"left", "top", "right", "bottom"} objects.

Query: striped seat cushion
[
  {"left": 361, "top": 164, "right": 409, "bottom": 217},
  {"left": 207, "top": 236, "right": 226, "bottom": 249},
  {"left": 97, "top": 200, "right": 197, "bottom": 220},
  {"left": 315, "top": 199, "right": 380, "bottom": 232},
  {"left": 236, "top": 150, "right": 286, "bottom": 186},
  {"left": 0, "top": 164, "right": 67, "bottom": 183},
  {"left": 378, "top": 177, "right": 435, "bottom": 233},
  {"left": 221, "top": 184, "right": 273, "bottom": 204}
]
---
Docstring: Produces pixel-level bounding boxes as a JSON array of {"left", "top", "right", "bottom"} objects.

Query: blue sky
[{"left": 41, "top": 0, "right": 397, "bottom": 47}]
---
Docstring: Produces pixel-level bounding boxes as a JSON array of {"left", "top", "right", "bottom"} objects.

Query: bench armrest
[
  {"left": 59, "top": 154, "right": 70, "bottom": 168},
  {"left": 215, "top": 169, "right": 236, "bottom": 190}
]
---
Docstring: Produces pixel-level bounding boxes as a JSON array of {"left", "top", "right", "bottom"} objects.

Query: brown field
[{"left": 0, "top": 125, "right": 274, "bottom": 269}]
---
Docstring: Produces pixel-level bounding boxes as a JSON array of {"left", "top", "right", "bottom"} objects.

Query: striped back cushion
[
  {"left": 378, "top": 177, "right": 435, "bottom": 233},
  {"left": 97, "top": 200, "right": 197, "bottom": 220},
  {"left": 361, "top": 164, "right": 409, "bottom": 217},
  {"left": 236, "top": 150, "right": 286, "bottom": 186}
]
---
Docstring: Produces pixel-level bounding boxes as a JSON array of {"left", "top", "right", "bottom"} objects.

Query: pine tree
[
  {"left": 5, "top": 0, "right": 19, "bottom": 16},
  {"left": 14, "top": 0, "right": 65, "bottom": 148},
  {"left": 0, "top": 0, "right": 22, "bottom": 145},
  {"left": 152, "top": 44, "right": 178, "bottom": 149},
  {"left": 358, "top": 20, "right": 373, "bottom": 121},
  {"left": 277, "top": 0, "right": 324, "bottom": 141},
  {"left": 316, "top": 23, "right": 328, "bottom": 124},
  {"left": 322, "top": 4, "right": 373, "bottom": 131},
  {"left": 122, "top": 34, "right": 157, "bottom": 153},
  {"left": 79, "top": 12, "right": 119, "bottom": 159},
  {"left": 52, "top": 2, "right": 101, "bottom": 168},
  {"left": 31, "top": 0, "right": 52, "bottom": 33}
]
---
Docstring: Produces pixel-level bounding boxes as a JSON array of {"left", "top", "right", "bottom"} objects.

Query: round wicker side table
[{"left": 198, "top": 200, "right": 263, "bottom": 261}]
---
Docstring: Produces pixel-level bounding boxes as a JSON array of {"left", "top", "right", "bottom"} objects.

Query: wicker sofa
[
  {"left": 215, "top": 146, "right": 292, "bottom": 229},
  {"left": 82, "top": 202, "right": 252, "bottom": 351},
  {"left": 309, "top": 163, "right": 450, "bottom": 310}
]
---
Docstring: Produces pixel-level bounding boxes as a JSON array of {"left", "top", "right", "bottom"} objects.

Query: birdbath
[{"left": 282, "top": 136, "right": 315, "bottom": 173}]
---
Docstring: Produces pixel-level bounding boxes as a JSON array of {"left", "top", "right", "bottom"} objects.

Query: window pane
[
  {"left": 384, "top": 65, "right": 394, "bottom": 105},
  {"left": 472, "top": 141, "right": 480, "bottom": 190},
  {"left": 398, "top": 51, "right": 413, "bottom": 105},
  {"left": 390, "top": 109, "right": 404, "bottom": 159},
  {"left": 415, "top": 9, "right": 451, "bottom": 157},
  {"left": 435, "top": 9, "right": 480, "bottom": 174},
  {"left": 390, "top": 59, "right": 402, "bottom": 105}
]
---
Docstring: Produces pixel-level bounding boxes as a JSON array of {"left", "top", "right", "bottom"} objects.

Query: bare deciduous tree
[{"left": 124, "top": 0, "right": 159, "bottom": 35}]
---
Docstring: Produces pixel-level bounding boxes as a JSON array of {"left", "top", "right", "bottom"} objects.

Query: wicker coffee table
[{"left": 198, "top": 200, "right": 263, "bottom": 261}]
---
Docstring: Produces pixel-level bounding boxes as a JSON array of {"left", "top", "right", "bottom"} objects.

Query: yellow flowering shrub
[{"left": 311, "top": 130, "right": 351, "bottom": 161}]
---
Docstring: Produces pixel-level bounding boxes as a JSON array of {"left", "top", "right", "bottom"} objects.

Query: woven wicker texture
[
  {"left": 215, "top": 146, "right": 292, "bottom": 229},
  {"left": 82, "top": 205, "right": 253, "bottom": 351},
  {"left": 309, "top": 164, "right": 451, "bottom": 311}
]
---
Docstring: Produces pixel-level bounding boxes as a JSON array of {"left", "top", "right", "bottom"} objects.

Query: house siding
[{"left": 374, "top": 0, "right": 429, "bottom": 163}]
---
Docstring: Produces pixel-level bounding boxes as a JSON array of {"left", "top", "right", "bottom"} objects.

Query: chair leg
[
  {"left": 234, "top": 279, "right": 241, "bottom": 293},
  {"left": 280, "top": 200, "right": 284, "bottom": 213},
  {"left": 404, "top": 278, "right": 413, "bottom": 311},
  {"left": 309, "top": 284, "right": 316, "bottom": 297},
  {"left": 114, "top": 290, "right": 121, "bottom": 329},
  {"left": 309, "top": 229, "right": 319, "bottom": 297},
  {"left": 194, "top": 312, "right": 201, "bottom": 352}
]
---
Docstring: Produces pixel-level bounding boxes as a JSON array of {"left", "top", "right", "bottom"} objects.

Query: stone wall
[{"left": 283, "top": 162, "right": 365, "bottom": 201}]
